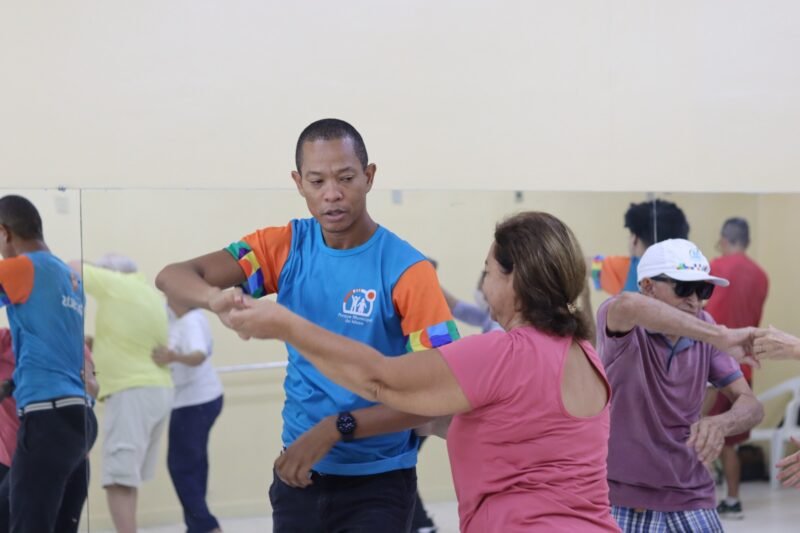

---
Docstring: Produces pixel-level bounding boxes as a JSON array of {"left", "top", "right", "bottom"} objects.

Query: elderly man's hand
[
  {"left": 687, "top": 417, "right": 725, "bottom": 465},
  {"left": 714, "top": 326, "right": 759, "bottom": 368}
]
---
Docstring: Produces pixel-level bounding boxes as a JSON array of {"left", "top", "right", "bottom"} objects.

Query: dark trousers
[
  {"left": 270, "top": 467, "right": 417, "bottom": 533},
  {"left": 167, "top": 395, "right": 223, "bottom": 533},
  {"left": 5, "top": 405, "right": 97, "bottom": 533}
]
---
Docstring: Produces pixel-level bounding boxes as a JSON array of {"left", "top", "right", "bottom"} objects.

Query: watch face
[{"left": 337, "top": 412, "right": 356, "bottom": 435}]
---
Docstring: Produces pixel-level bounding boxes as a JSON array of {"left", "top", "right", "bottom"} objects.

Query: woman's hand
[
  {"left": 754, "top": 326, "right": 800, "bottom": 361},
  {"left": 227, "top": 296, "right": 290, "bottom": 340}
]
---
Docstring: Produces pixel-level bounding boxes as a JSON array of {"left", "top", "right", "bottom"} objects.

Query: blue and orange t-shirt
[
  {"left": 0, "top": 252, "right": 88, "bottom": 409},
  {"left": 591, "top": 255, "right": 640, "bottom": 295},
  {"left": 226, "top": 218, "right": 459, "bottom": 475}
]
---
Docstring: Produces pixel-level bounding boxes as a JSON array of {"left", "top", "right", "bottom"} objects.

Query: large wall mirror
[{"left": 1, "top": 187, "right": 798, "bottom": 531}]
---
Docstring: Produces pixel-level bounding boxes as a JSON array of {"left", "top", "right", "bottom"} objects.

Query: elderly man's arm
[
  {"left": 688, "top": 377, "right": 764, "bottom": 464},
  {"left": 605, "top": 292, "right": 756, "bottom": 363}
]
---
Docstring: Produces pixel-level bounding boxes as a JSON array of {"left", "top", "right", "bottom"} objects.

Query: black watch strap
[{"left": 336, "top": 411, "right": 357, "bottom": 442}]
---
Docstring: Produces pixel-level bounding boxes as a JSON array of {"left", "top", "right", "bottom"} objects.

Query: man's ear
[
  {"left": 291, "top": 171, "right": 306, "bottom": 198},
  {"left": 639, "top": 278, "right": 655, "bottom": 297},
  {"left": 364, "top": 163, "right": 376, "bottom": 192}
]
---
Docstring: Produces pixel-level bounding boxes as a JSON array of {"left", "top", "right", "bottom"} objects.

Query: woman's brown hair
[{"left": 493, "top": 211, "right": 590, "bottom": 340}]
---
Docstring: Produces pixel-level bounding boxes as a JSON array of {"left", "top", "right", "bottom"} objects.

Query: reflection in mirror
[
  {"left": 0, "top": 188, "right": 93, "bottom": 532},
  {"left": 0, "top": 186, "right": 780, "bottom": 531},
  {"left": 71, "top": 188, "right": 800, "bottom": 531}
]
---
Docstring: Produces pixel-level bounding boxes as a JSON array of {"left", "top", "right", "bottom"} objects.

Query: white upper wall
[{"left": 1, "top": 0, "right": 798, "bottom": 192}]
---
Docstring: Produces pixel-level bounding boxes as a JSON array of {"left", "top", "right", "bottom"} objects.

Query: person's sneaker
[{"left": 717, "top": 500, "right": 744, "bottom": 520}]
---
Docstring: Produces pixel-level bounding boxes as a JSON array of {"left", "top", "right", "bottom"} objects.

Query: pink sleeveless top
[{"left": 439, "top": 327, "right": 619, "bottom": 532}]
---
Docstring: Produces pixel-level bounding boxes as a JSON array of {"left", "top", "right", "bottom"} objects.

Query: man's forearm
[
  {"left": 317, "top": 404, "right": 432, "bottom": 442},
  {"left": 156, "top": 263, "right": 219, "bottom": 310},
  {"left": 610, "top": 293, "right": 721, "bottom": 343},
  {"left": 713, "top": 393, "right": 764, "bottom": 437}
]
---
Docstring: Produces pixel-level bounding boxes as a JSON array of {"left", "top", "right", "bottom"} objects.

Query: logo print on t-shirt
[{"left": 341, "top": 289, "right": 377, "bottom": 319}]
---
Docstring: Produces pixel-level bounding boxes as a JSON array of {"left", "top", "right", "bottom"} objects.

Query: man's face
[
  {"left": 291, "top": 137, "right": 375, "bottom": 237},
  {"left": 641, "top": 277, "right": 703, "bottom": 315}
]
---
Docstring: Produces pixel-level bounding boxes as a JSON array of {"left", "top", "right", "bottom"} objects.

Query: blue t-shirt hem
[{"left": 312, "top": 448, "right": 419, "bottom": 476}]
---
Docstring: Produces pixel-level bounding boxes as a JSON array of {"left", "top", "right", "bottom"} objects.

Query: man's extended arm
[{"left": 606, "top": 292, "right": 756, "bottom": 363}]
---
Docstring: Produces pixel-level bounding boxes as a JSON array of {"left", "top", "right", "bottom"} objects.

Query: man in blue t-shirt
[
  {"left": 0, "top": 195, "right": 97, "bottom": 532},
  {"left": 158, "top": 119, "right": 458, "bottom": 532}
]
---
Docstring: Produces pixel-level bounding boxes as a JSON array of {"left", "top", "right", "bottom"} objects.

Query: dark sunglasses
[{"left": 650, "top": 275, "right": 715, "bottom": 300}]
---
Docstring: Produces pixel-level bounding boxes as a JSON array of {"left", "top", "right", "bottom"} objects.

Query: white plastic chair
[{"left": 747, "top": 376, "right": 800, "bottom": 488}]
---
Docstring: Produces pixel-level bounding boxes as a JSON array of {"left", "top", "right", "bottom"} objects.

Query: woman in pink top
[{"left": 225, "top": 212, "right": 618, "bottom": 532}]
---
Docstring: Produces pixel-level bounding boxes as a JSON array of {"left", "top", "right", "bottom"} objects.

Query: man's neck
[
  {"left": 724, "top": 246, "right": 747, "bottom": 256},
  {"left": 13, "top": 240, "right": 49, "bottom": 255}
]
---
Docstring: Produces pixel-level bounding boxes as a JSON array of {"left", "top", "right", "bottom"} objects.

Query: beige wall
[
  {"left": 2, "top": 1, "right": 800, "bottom": 530},
  {"left": 1, "top": 1, "right": 799, "bottom": 193}
]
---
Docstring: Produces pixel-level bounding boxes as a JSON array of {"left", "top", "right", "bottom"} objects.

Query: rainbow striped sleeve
[
  {"left": 225, "top": 241, "right": 266, "bottom": 298},
  {"left": 591, "top": 255, "right": 604, "bottom": 290},
  {"left": 406, "top": 320, "right": 461, "bottom": 352}
]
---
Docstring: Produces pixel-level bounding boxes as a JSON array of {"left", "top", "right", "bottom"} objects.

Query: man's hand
[
  {"left": 151, "top": 346, "right": 173, "bottom": 367},
  {"left": 227, "top": 296, "right": 289, "bottom": 340},
  {"left": 712, "top": 326, "right": 759, "bottom": 368},
  {"left": 754, "top": 326, "right": 800, "bottom": 361},
  {"left": 208, "top": 287, "right": 248, "bottom": 329},
  {"left": 687, "top": 417, "right": 725, "bottom": 465},
  {"left": 776, "top": 438, "right": 800, "bottom": 488},
  {"left": 274, "top": 418, "right": 340, "bottom": 488}
]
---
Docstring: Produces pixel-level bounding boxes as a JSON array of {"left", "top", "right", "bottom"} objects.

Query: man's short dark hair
[
  {"left": 721, "top": 217, "right": 750, "bottom": 248},
  {"left": 0, "top": 195, "right": 43, "bottom": 241},
  {"left": 624, "top": 198, "right": 689, "bottom": 248},
  {"left": 295, "top": 118, "right": 369, "bottom": 172}
]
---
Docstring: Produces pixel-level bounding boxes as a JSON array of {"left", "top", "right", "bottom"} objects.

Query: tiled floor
[{"left": 96, "top": 482, "right": 799, "bottom": 532}]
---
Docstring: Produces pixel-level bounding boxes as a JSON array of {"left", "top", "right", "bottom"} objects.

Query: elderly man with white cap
[
  {"left": 73, "top": 253, "right": 173, "bottom": 533},
  {"left": 595, "top": 239, "right": 764, "bottom": 533}
]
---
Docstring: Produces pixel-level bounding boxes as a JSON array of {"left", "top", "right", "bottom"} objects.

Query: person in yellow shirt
[{"left": 75, "top": 253, "right": 173, "bottom": 533}]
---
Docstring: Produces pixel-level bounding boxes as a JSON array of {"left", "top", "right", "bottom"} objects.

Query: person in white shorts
[{"left": 77, "top": 253, "right": 174, "bottom": 533}]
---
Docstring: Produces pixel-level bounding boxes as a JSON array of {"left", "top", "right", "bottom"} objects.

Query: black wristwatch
[{"left": 336, "top": 411, "right": 357, "bottom": 442}]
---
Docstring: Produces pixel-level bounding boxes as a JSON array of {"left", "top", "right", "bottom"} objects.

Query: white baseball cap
[{"left": 637, "top": 239, "right": 729, "bottom": 286}]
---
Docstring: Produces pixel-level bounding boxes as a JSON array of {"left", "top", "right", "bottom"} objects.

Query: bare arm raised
[{"left": 606, "top": 292, "right": 757, "bottom": 364}]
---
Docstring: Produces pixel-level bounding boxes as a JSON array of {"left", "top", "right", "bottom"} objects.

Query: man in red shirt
[{"left": 704, "top": 217, "right": 769, "bottom": 519}]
